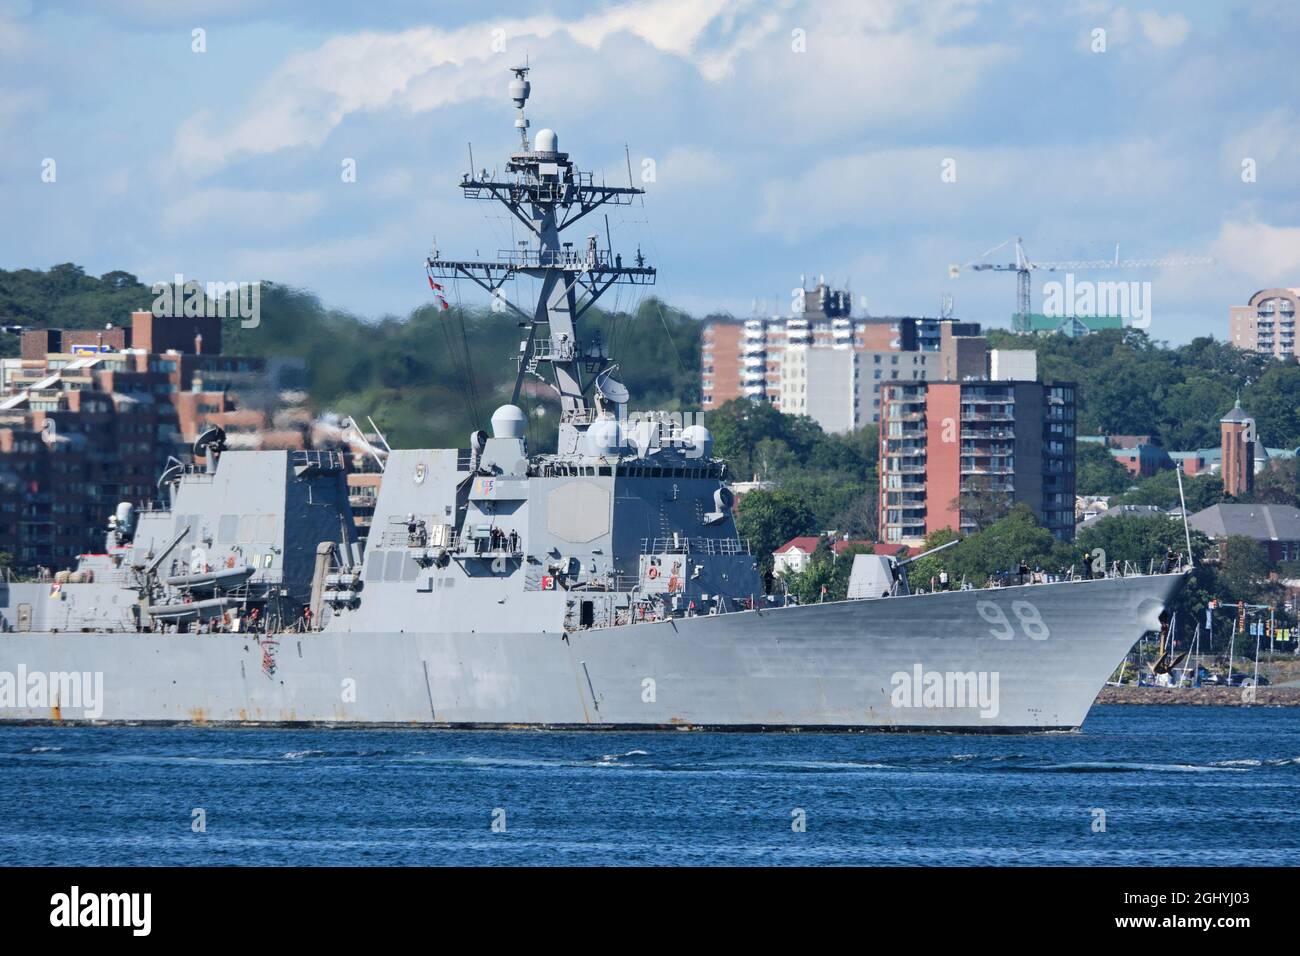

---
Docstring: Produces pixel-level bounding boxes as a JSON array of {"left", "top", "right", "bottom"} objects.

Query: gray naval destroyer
[{"left": 0, "top": 68, "right": 1186, "bottom": 731}]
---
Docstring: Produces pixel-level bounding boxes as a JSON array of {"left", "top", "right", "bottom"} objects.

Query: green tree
[
  {"left": 983, "top": 327, "right": 1283, "bottom": 449},
  {"left": 1075, "top": 515, "right": 1211, "bottom": 569},
  {"left": 781, "top": 541, "right": 875, "bottom": 603},
  {"left": 941, "top": 505, "right": 1075, "bottom": 586},
  {"left": 1246, "top": 363, "right": 1300, "bottom": 451},
  {"left": 780, "top": 474, "right": 875, "bottom": 533},
  {"left": 752, "top": 437, "right": 795, "bottom": 480},
  {"left": 591, "top": 297, "right": 701, "bottom": 409},
  {"left": 1075, "top": 441, "right": 1132, "bottom": 496},
  {"left": 830, "top": 490, "right": 879, "bottom": 539},
  {"left": 1248, "top": 458, "right": 1299, "bottom": 507},
  {"left": 707, "top": 399, "right": 876, "bottom": 486},
  {"left": 781, "top": 557, "right": 836, "bottom": 604},
  {"left": 735, "top": 488, "right": 816, "bottom": 578},
  {"left": 906, "top": 528, "right": 960, "bottom": 590},
  {"left": 1115, "top": 470, "right": 1223, "bottom": 511},
  {"left": 1218, "top": 535, "right": 1272, "bottom": 603},
  {"left": 954, "top": 474, "right": 1011, "bottom": 532},
  {"left": 1161, "top": 375, "right": 1235, "bottom": 449}
]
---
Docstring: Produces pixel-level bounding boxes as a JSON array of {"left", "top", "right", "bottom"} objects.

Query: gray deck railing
[{"left": 641, "top": 537, "right": 751, "bottom": 556}]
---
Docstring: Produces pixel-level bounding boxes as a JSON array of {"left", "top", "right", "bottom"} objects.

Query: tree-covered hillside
[
  {"left": 0, "top": 265, "right": 702, "bottom": 449},
  {"left": 7, "top": 266, "right": 1295, "bottom": 453},
  {"left": 0, "top": 264, "right": 155, "bottom": 339},
  {"left": 987, "top": 328, "right": 1300, "bottom": 451}
]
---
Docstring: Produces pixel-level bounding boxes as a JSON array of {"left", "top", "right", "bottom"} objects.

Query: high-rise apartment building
[
  {"left": 878, "top": 379, "right": 1076, "bottom": 545},
  {"left": 701, "top": 281, "right": 985, "bottom": 432},
  {"left": 1229, "top": 288, "right": 1299, "bottom": 359}
]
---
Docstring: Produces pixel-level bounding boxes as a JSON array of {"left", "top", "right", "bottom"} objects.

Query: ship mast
[{"left": 426, "top": 65, "right": 656, "bottom": 453}]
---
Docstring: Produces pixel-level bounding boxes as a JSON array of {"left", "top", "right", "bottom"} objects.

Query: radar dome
[
  {"left": 491, "top": 404, "right": 527, "bottom": 439},
  {"left": 535, "top": 128, "right": 558, "bottom": 154},
  {"left": 682, "top": 424, "right": 713, "bottom": 458},
  {"left": 585, "top": 418, "right": 622, "bottom": 457}
]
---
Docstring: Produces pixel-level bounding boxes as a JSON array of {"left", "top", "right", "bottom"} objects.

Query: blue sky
[{"left": 2, "top": 0, "right": 1297, "bottom": 342}]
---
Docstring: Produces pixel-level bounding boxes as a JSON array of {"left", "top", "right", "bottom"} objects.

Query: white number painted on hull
[{"left": 977, "top": 600, "right": 1050, "bottom": 640}]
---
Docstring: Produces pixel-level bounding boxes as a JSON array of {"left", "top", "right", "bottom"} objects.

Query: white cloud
[
  {"left": 658, "top": 145, "right": 730, "bottom": 187},
  {"left": 1139, "top": 10, "right": 1190, "bottom": 49},
  {"left": 755, "top": 138, "right": 1190, "bottom": 242},
  {"left": 740, "top": 0, "right": 1008, "bottom": 136},
  {"left": 1220, "top": 108, "right": 1300, "bottom": 172},
  {"left": 171, "top": 0, "right": 767, "bottom": 177},
  {"left": 1072, "top": 4, "right": 1189, "bottom": 53},
  {"left": 1211, "top": 220, "right": 1300, "bottom": 280},
  {"left": 169, "top": 0, "right": 1010, "bottom": 180},
  {"left": 161, "top": 188, "right": 324, "bottom": 233}
]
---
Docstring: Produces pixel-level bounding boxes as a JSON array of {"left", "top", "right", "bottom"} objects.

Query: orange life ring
[
  {"left": 226, "top": 556, "right": 236, "bottom": 569},
  {"left": 646, "top": 566, "right": 660, "bottom": 579}
]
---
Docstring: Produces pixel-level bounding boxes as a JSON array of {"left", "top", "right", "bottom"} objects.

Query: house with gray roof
[
  {"left": 1187, "top": 503, "right": 1300, "bottom": 563},
  {"left": 1078, "top": 503, "right": 1174, "bottom": 529}
]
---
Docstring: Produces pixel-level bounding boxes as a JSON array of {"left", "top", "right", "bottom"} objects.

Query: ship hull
[{"left": 0, "top": 573, "right": 1184, "bottom": 732}]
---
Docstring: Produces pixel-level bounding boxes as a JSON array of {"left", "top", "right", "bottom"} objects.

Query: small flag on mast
[{"left": 427, "top": 276, "right": 443, "bottom": 292}]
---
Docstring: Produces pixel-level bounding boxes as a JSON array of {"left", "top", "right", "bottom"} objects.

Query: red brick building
[
  {"left": 0, "top": 313, "right": 305, "bottom": 571},
  {"left": 878, "top": 379, "right": 1077, "bottom": 545},
  {"left": 1220, "top": 399, "right": 1255, "bottom": 498}
]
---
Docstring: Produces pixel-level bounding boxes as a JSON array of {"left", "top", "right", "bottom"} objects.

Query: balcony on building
[
  {"left": 961, "top": 425, "right": 1015, "bottom": 440},
  {"left": 961, "top": 406, "right": 1015, "bottom": 421},
  {"left": 885, "top": 491, "right": 926, "bottom": 507},
  {"left": 884, "top": 457, "right": 927, "bottom": 474}
]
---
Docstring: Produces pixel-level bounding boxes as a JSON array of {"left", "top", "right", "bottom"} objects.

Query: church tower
[{"left": 1220, "top": 397, "right": 1255, "bottom": 497}]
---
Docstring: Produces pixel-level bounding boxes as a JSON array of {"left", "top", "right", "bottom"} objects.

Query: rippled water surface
[{"left": 2, "top": 706, "right": 1297, "bottom": 865}]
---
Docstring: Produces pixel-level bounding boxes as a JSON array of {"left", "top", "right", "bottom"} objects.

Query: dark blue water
[{"left": 1, "top": 706, "right": 1297, "bottom": 866}]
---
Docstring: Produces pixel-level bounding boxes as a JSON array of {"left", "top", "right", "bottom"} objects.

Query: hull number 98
[{"left": 976, "top": 600, "right": 1050, "bottom": 640}]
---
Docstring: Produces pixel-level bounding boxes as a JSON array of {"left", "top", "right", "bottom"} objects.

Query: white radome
[
  {"left": 682, "top": 424, "right": 713, "bottom": 456},
  {"left": 535, "top": 128, "right": 558, "bottom": 153},
  {"left": 585, "top": 417, "right": 622, "bottom": 456},
  {"left": 490, "top": 404, "right": 527, "bottom": 439}
]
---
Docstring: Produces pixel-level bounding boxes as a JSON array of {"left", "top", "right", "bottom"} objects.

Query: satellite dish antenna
[
  {"left": 157, "top": 457, "right": 185, "bottom": 490},
  {"left": 594, "top": 367, "right": 629, "bottom": 406},
  {"left": 193, "top": 425, "right": 226, "bottom": 458}
]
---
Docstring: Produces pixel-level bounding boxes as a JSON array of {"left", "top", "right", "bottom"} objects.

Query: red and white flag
[{"left": 427, "top": 276, "right": 443, "bottom": 292}]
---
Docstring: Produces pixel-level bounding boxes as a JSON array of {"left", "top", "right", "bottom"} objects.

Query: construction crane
[{"left": 948, "top": 237, "right": 1213, "bottom": 330}]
